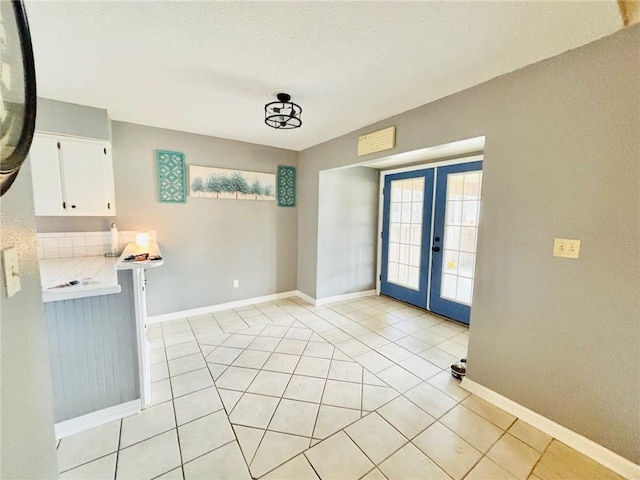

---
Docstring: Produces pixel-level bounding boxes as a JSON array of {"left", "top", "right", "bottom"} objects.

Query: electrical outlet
[
  {"left": 2, "top": 247, "right": 22, "bottom": 297},
  {"left": 553, "top": 238, "right": 581, "bottom": 259},
  {"left": 233, "top": 279, "right": 239, "bottom": 288}
]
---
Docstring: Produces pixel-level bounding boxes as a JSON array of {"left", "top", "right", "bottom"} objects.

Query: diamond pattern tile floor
[{"left": 55, "top": 295, "right": 624, "bottom": 480}]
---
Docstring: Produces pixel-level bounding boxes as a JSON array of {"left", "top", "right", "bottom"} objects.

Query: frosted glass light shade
[{"left": 135, "top": 232, "right": 150, "bottom": 249}]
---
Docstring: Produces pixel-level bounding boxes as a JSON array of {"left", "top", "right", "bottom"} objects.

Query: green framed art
[
  {"left": 277, "top": 165, "right": 296, "bottom": 207},
  {"left": 156, "top": 150, "right": 187, "bottom": 203}
]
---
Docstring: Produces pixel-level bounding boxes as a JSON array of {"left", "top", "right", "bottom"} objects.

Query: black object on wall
[{"left": 0, "top": 0, "right": 37, "bottom": 197}]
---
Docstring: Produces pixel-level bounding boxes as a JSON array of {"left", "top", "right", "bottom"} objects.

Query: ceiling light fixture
[{"left": 265, "top": 93, "right": 302, "bottom": 130}]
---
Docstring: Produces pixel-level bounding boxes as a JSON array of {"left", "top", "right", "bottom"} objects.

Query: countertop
[
  {"left": 40, "top": 242, "right": 164, "bottom": 303},
  {"left": 115, "top": 241, "right": 164, "bottom": 271},
  {"left": 40, "top": 256, "right": 121, "bottom": 303}
]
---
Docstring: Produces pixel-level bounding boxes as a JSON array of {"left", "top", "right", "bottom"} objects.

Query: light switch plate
[
  {"left": 2, "top": 247, "right": 22, "bottom": 297},
  {"left": 553, "top": 238, "right": 581, "bottom": 259}
]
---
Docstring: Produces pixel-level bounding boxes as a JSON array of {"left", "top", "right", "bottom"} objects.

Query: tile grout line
[
  {"left": 129, "top": 297, "right": 478, "bottom": 480},
  {"left": 241, "top": 322, "right": 317, "bottom": 475},
  {"left": 198, "top": 312, "right": 271, "bottom": 475},
  {"left": 174, "top": 314, "right": 210, "bottom": 476},
  {"left": 306, "top": 340, "right": 337, "bottom": 449},
  {"left": 113, "top": 419, "right": 123, "bottom": 479}
]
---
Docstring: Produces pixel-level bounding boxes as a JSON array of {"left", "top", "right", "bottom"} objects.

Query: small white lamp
[{"left": 135, "top": 232, "right": 150, "bottom": 250}]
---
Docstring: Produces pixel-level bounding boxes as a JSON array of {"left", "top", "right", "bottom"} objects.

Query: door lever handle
[{"left": 432, "top": 246, "right": 441, "bottom": 252}]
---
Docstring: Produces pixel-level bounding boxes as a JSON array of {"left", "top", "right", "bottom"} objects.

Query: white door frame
[{"left": 376, "top": 154, "right": 484, "bottom": 302}]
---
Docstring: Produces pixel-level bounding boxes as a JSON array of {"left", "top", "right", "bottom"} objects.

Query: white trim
[
  {"left": 132, "top": 269, "right": 151, "bottom": 408},
  {"left": 147, "top": 290, "right": 299, "bottom": 324},
  {"left": 380, "top": 153, "right": 484, "bottom": 176},
  {"left": 426, "top": 167, "right": 438, "bottom": 310},
  {"left": 148, "top": 290, "right": 376, "bottom": 321},
  {"left": 376, "top": 170, "right": 384, "bottom": 295},
  {"left": 296, "top": 290, "right": 317, "bottom": 306},
  {"left": 461, "top": 378, "right": 640, "bottom": 479},
  {"left": 314, "top": 289, "right": 377, "bottom": 307},
  {"left": 54, "top": 400, "right": 140, "bottom": 439},
  {"left": 34, "top": 130, "right": 111, "bottom": 146}
]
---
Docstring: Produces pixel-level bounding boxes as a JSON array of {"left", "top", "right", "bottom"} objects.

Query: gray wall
[
  {"left": 297, "top": 26, "right": 640, "bottom": 463},
  {"left": 112, "top": 122, "right": 298, "bottom": 316},
  {"left": 46, "top": 271, "right": 139, "bottom": 422},
  {"left": 0, "top": 161, "right": 58, "bottom": 478},
  {"left": 317, "top": 167, "right": 379, "bottom": 299},
  {"left": 31, "top": 103, "right": 299, "bottom": 316},
  {"left": 36, "top": 97, "right": 111, "bottom": 141}
]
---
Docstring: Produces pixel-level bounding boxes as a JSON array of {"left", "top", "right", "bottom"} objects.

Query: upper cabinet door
[
  {"left": 30, "top": 135, "right": 65, "bottom": 215},
  {"left": 58, "top": 138, "right": 116, "bottom": 216}
]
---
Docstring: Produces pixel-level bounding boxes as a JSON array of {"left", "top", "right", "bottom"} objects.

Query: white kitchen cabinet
[{"left": 30, "top": 133, "right": 116, "bottom": 216}]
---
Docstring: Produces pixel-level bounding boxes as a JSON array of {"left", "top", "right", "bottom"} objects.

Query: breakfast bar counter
[{"left": 42, "top": 241, "right": 164, "bottom": 437}]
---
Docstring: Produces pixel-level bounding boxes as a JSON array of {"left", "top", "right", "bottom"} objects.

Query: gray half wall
[
  {"left": 297, "top": 26, "right": 640, "bottom": 463},
  {"left": 317, "top": 167, "right": 379, "bottom": 299},
  {"left": 45, "top": 271, "right": 139, "bottom": 423},
  {"left": 1, "top": 161, "right": 58, "bottom": 478}
]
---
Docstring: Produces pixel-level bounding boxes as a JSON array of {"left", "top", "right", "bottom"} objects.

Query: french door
[{"left": 380, "top": 161, "right": 483, "bottom": 324}]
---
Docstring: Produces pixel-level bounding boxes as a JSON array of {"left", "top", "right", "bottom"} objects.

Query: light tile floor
[{"left": 57, "top": 295, "right": 625, "bottom": 480}]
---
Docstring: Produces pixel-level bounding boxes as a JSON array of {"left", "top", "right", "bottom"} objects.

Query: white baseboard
[
  {"left": 147, "top": 290, "right": 299, "bottom": 324},
  {"left": 461, "top": 378, "right": 640, "bottom": 479},
  {"left": 55, "top": 400, "right": 140, "bottom": 439},
  {"left": 147, "top": 289, "right": 377, "bottom": 323},
  {"left": 314, "top": 289, "right": 377, "bottom": 307},
  {"left": 296, "top": 290, "right": 317, "bottom": 306}
]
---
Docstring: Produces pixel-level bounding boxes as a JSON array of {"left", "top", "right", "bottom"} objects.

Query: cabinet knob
[{"left": 71, "top": 205, "right": 76, "bottom": 209}]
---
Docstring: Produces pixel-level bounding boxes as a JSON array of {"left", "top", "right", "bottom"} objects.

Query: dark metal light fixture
[{"left": 265, "top": 93, "right": 302, "bottom": 130}]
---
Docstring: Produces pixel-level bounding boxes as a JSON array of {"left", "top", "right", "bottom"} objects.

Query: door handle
[{"left": 432, "top": 246, "right": 441, "bottom": 252}]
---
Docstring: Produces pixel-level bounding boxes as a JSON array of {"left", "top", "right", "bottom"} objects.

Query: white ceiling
[{"left": 25, "top": 1, "right": 622, "bottom": 152}]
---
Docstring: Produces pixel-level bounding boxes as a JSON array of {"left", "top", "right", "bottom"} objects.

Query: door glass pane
[
  {"left": 442, "top": 274, "right": 457, "bottom": 299},
  {"left": 389, "top": 242, "right": 399, "bottom": 262},
  {"left": 462, "top": 201, "right": 479, "bottom": 226},
  {"left": 391, "top": 182, "right": 402, "bottom": 202},
  {"left": 409, "top": 245, "right": 420, "bottom": 267},
  {"left": 391, "top": 204, "right": 401, "bottom": 222},
  {"left": 386, "top": 177, "right": 424, "bottom": 290},
  {"left": 443, "top": 250, "right": 459, "bottom": 275},
  {"left": 402, "top": 180, "right": 413, "bottom": 201},
  {"left": 444, "top": 226, "right": 461, "bottom": 250},
  {"left": 463, "top": 173, "right": 481, "bottom": 199},
  {"left": 459, "top": 252, "right": 475, "bottom": 278},
  {"left": 441, "top": 171, "right": 482, "bottom": 305},
  {"left": 390, "top": 224, "right": 400, "bottom": 242},
  {"left": 401, "top": 203, "right": 411, "bottom": 223},
  {"left": 400, "top": 224, "right": 410, "bottom": 244},
  {"left": 388, "top": 262, "right": 398, "bottom": 282},
  {"left": 446, "top": 201, "right": 462, "bottom": 225},
  {"left": 408, "top": 267, "right": 420, "bottom": 289},
  {"left": 410, "top": 225, "right": 421, "bottom": 245},
  {"left": 460, "top": 227, "right": 477, "bottom": 252},
  {"left": 457, "top": 277, "right": 473, "bottom": 304},
  {"left": 398, "top": 264, "right": 408, "bottom": 284}
]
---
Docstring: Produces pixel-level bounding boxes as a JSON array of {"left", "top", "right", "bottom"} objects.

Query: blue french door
[
  {"left": 429, "top": 162, "right": 483, "bottom": 324},
  {"left": 380, "top": 169, "right": 434, "bottom": 309},
  {"left": 381, "top": 161, "right": 483, "bottom": 324}
]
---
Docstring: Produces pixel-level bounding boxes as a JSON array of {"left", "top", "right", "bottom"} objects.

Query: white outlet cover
[
  {"left": 2, "top": 247, "right": 22, "bottom": 297},
  {"left": 553, "top": 238, "right": 581, "bottom": 259}
]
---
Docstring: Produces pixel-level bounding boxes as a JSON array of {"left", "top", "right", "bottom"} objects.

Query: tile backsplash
[{"left": 36, "top": 231, "right": 157, "bottom": 260}]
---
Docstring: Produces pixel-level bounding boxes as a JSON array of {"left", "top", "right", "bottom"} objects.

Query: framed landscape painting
[{"left": 189, "top": 165, "right": 276, "bottom": 201}]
